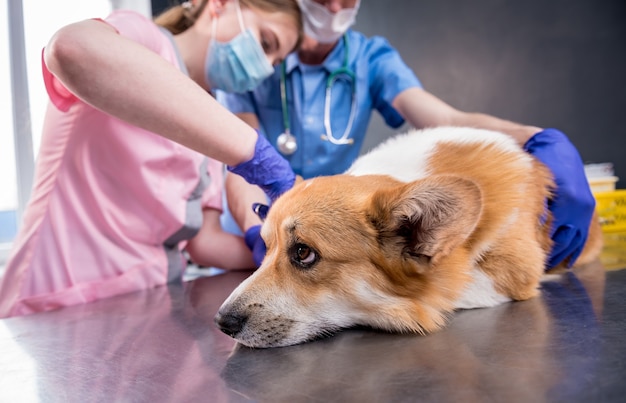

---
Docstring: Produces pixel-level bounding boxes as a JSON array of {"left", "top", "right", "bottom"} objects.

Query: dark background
[{"left": 153, "top": 0, "right": 626, "bottom": 187}]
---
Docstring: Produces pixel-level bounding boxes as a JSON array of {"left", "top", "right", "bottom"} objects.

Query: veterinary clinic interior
[{"left": 2, "top": 0, "right": 625, "bottom": 401}]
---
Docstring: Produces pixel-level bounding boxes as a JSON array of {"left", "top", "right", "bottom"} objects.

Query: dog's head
[{"left": 215, "top": 174, "right": 483, "bottom": 347}]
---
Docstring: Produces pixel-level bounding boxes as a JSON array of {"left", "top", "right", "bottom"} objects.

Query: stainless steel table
[{"left": 1, "top": 258, "right": 625, "bottom": 402}]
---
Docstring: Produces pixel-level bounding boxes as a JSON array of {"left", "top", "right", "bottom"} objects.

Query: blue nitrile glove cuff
[
  {"left": 524, "top": 128, "right": 596, "bottom": 268},
  {"left": 244, "top": 225, "right": 266, "bottom": 267},
  {"left": 228, "top": 133, "right": 296, "bottom": 202}
]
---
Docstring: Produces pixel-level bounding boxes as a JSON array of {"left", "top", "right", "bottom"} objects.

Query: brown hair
[{"left": 154, "top": 0, "right": 303, "bottom": 52}]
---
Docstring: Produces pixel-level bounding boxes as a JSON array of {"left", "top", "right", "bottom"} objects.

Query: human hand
[
  {"left": 228, "top": 133, "right": 296, "bottom": 202},
  {"left": 524, "top": 128, "right": 596, "bottom": 268},
  {"left": 244, "top": 225, "right": 266, "bottom": 267}
]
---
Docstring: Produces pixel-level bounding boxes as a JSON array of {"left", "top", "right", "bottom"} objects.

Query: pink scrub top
[{"left": 0, "top": 10, "right": 223, "bottom": 318}]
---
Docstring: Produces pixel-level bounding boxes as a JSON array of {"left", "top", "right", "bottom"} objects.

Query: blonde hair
[{"left": 155, "top": 0, "right": 303, "bottom": 51}]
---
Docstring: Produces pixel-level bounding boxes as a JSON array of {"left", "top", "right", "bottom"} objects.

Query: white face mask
[{"left": 297, "top": 0, "right": 360, "bottom": 44}]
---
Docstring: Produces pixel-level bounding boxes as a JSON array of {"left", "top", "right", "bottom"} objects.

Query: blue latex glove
[
  {"left": 524, "top": 128, "right": 596, "bottom": 268},
  {"left": 244, "top": 203, "right": 270, "bottom": 267},
  {"left": 228, "top": 133, "right": 296, "bottom": 202},
  {"left": 244, "top": 225, "right": 266, "bottom": 267}
]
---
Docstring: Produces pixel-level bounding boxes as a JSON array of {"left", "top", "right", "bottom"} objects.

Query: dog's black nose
[{"left": 215, "top": 311, "right": 248, "bottom": 337}]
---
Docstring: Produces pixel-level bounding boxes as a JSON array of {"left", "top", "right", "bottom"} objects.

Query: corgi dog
[{"left": 215, "top": 127, "right": 603, "bottom": 348}]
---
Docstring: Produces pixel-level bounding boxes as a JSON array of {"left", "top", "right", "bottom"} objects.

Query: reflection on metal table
[{"left": 1, "top": 247, "right": 625, "bottom": 402}]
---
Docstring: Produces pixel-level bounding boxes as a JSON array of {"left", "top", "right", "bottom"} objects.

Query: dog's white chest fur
[{"left": 454, "top": 269, "right": 511, "bottom": 309}]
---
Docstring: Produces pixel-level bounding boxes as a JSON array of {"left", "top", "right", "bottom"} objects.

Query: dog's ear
[{"left": 368, "top": 175, "right": 482, "bottom": 268}]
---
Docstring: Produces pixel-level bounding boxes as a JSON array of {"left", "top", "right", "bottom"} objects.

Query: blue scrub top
[{"left": 217, "top": 30, "right": 422, "bottom": 179}]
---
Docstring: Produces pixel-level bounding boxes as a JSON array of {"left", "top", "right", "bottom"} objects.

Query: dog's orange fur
[{"left": 216, "top": 128, "right": 603, "bottom": 347}]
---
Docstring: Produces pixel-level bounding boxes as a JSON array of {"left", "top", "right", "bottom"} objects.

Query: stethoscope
[{"left": 276, "top": 34, "right": 357, "bottom": 156}]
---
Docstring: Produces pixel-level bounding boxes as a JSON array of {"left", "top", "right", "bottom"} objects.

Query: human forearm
[
  {"left": 187, "top": 233, "right": 256, "bottom": 270},
  {"left": 393, "top": 88, "right": 541, "bottom": 146},
  {"left": 450, "top": 112, "right": 541, "bottom": 146},
  {"left": 226, "top": 173, "right": 266, "bottom": 232},
  {"left": 44, "top": 19, "right": 256, "bottom": 166},
  {"left": 186, "top": 209, "right": 256, "bottom": 270}
]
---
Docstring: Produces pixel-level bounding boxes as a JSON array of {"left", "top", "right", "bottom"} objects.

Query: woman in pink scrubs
[{"left": 0, "top": 0, "right": 303, "bottom": 318}]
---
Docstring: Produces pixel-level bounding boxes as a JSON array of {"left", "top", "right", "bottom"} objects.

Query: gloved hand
[
  {"left": 244, "top": 225, "right": 266, "bottom": 267},
  {"left": 228, "top": 133, "right": 296, "bottom": 202},
  {"left": 524, "top": 128, "right": 596, "bottom": 268},
  {"left": 244, "top": 203, "right": 270, "bottom": 267}
]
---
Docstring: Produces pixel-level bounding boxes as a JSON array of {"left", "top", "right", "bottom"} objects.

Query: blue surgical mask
[{"left": 205, "top": 0, "right": 274, "bottom": 93}]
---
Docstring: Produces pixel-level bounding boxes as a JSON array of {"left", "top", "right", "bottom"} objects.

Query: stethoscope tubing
[
  {"left": 278, "top": 34, "right": 356, "bottom": 153},
  {"left": 323, "top": 66, "right": 356, "bottom": 145}
]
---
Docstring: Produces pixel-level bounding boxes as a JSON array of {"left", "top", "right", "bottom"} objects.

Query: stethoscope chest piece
[
  {"left": 279, "top": 34, "right": 356, "bottom": 153},
  {"left": 277, "top": 131, "right": 297, "bottom": 155}
]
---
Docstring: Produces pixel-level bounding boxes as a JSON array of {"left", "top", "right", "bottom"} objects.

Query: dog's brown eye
[
  {"left": 296, "top": 245, "right": 313, "bottom": 262},
  {"left": 291, "top": 243, "right": 318, "bottom": 268}
]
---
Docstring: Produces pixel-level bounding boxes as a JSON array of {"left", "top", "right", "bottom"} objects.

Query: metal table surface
[{"left": 1, "top": 257, "right": 625, "bottom": 402}]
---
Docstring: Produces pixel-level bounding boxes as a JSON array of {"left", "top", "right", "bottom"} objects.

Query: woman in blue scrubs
[{"left": 219, "top": 0, "right": 596, "bottom": 271}]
